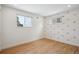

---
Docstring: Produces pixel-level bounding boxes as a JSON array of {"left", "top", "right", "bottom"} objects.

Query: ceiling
[{"left": 4, "top": 4, "right": 79, "bottom": 16}]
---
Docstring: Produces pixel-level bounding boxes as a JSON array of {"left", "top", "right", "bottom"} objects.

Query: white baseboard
[
  {"left": 2, "top": 37, "right": 43, "bottom": 50},
  {"left": 46, "top": 37, "right": 79, "bottom": 47},
  {"left": 2, "top": 37, "right": 79, "bottom": 50}
]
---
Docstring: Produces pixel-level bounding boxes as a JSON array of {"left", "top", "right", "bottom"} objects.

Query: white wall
[
  {"left": 2, "top": 6, "right": 43, "bottom": 49},
  {"left": 44, "top": 9, "right": 79, "bottom": 47},
  {"left": 0, "top": 5, "right": 2, "bottom": 50}
]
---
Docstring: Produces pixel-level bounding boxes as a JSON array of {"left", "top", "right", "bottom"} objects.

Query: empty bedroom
[{"left": 0, "top": 4, "right": 79, "bottom": 54}]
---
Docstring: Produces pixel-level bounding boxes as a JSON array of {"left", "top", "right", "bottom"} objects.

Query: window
[
  {"left": 57, "top": 18, "right": 62, "bottom": 23},
  {"left": 17, "top": 15, "right": 32, "bottom": 27}
]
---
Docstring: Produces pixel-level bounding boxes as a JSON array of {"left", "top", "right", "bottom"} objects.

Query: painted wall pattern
[{"left": 44, "top": 9, "right": 79, "bottom": 46}]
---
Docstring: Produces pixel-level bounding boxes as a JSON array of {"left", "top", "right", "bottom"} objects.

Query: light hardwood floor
[{"left": 0, "top": 38, "right": 79, "bottom": 54}]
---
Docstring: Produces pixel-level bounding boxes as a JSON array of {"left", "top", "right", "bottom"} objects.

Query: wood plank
[{"left": 0, "top": 38, "right": 79, "bottom": 54}]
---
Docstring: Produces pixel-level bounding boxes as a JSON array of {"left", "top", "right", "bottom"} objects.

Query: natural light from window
[{"left": 17, "top": 15, "right": 32, "bottom": 27}]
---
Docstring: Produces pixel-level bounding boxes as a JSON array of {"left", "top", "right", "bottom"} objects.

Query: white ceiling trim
[{"left": 3, "top": 4, "right": 79, "bottom": 16}]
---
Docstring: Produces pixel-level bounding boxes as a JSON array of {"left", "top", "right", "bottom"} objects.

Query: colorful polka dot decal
[{"left": 44, "top": 9, "right": 79, "bottom": 46}]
